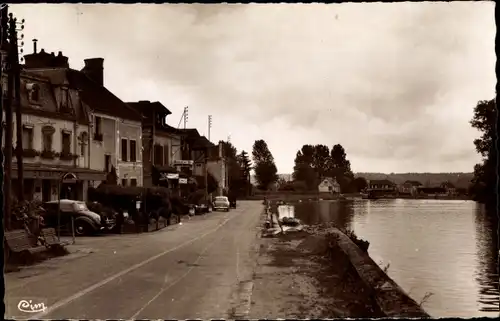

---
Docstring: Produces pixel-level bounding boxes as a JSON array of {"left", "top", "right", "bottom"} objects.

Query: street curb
[{"left": 329, "top": 228, "right": 430, "bottom": 318}]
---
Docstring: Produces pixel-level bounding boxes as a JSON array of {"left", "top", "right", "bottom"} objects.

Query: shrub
[
  {"left": 342, "top": 228, "right": 370, "bottom": 252},
  {"left": 187, "top": 189, "right": 206, "bottom": 204},
  {"left": 40, "top": 150, "right": 56, "bottom": 159},
  {"left": 59, "top": 152, "right": 77, "bottom": 161},
  {"left": 10, "top": 199, "right": 45, "bottom": 234},
  {"left": 22, "top": 149, "right": 40, "bottom": 158},
  {"left": 291, "top": 180, "right": 308, "bottom": 192},
  {"left": 278, "top": 182, "right": 295, "bottom": 191}
]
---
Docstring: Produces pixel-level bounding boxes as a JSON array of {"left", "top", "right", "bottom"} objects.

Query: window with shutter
[
  {"left": 121, "top": 138, "right": 128, "bottom": 161},
  {"left": 164, "top": 144, "right": 169, "bottom": 166},
  {"left": 130, "top": 140, "right": 137, "bottom": 162}
]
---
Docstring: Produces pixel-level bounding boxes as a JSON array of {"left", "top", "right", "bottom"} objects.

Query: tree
[
  {"left": 237, "top": 150, "right": 252, "bottom": 196},
  {"left": 220, "top": 140, "right": 246, "bottom": 196},
  {"left": 350, "top": 177, "right": 368, "bottom": 192},
  {"left": 252, "top": 139, "right": 278, "bottom": 190},
  {"left": 469, "top": 98, "right": 497, "bottom": 208},
  {"left": 328, "top": 144, "right": 354, "bottom": 192},
  {"left": 293, "top": 145, "right": 317, "bottom": 190},
  {"left": 313, "top": 144, "right": 330, "bottom": 180},
  {"left": 237, "top": 150, "right": 252, "bottom": 177}
]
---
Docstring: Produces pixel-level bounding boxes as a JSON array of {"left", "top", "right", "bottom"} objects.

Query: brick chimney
[
  {"left": 23, "top": 41, "right": 69, "bottom": 69},
  {"left": 81, "top": 58, "right": 104, "bottom": 86}
]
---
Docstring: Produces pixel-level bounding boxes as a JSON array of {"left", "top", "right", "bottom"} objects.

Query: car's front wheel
[{"left": 75, "top": 220, "right": 96, "bottom": 236}]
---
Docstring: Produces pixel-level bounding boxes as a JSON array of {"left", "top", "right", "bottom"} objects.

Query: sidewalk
[
  {"left": 4, "top": 207, "right": 251, "bottom": 319},
  {"left": 249, "top": 212, "right": 385, "bottom": 318},
  {"left": 5, "top": 213, "right": 211, "bottom": 290}
]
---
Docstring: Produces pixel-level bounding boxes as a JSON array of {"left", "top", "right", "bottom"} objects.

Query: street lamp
[{"left": 57, "top": 172, "right": 77, "bottom": 243}]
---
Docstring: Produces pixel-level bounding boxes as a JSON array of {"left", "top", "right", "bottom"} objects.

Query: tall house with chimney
[
  {"left": 127, "top": 100, "right": 183, "bottom": 187},
  {"left": 1, "top": 40, "right": 107, "bottom": 201},
  {"left": 21, "top": 39, "right": 143, "bottom": 191}
]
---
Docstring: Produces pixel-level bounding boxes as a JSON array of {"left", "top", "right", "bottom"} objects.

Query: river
[{"left": 279, "top": 199, "right": 499, "bottom": 318}]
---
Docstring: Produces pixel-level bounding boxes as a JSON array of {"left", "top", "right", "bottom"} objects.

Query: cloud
[{"left": 11, "top": 2, "right": 495, "bottom": 173}]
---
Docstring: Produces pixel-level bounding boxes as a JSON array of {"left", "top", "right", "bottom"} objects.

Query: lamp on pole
[{"left": 58, "top": 172, "right": 77, "bottom": 243}]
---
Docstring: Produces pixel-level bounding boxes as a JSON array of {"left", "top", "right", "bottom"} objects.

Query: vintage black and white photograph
[{"left": 1, "top": 2, "right": 498, "bottom": 319}]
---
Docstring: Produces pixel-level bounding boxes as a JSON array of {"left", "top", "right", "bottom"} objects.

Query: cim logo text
[{"left": 17, "top": 299, "right": 47, "bottom": 313}]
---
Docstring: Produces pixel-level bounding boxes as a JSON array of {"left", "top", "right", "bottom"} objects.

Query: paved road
[{"left": 5, "top": 201, "right": 263, "bottom": 319}]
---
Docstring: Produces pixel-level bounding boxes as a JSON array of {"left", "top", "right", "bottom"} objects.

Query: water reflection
[
  {"left": 293, "top": 199, "right": 499, "bottom": 317},
  {"left": 474, "top": 204, "right": 499, "bottom": 313},
  {"left": 291, "top": 200, "right": 354, "bottom": 230}
]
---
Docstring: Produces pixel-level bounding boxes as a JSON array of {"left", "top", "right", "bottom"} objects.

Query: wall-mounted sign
[
  {"left": 159, "top": 173, "right": 179, "bottom": 180},
  {"left": 173, "top": 160, "right": 194, "bottom": 166},
  {"left": 179, "top": 178, "right": 188, "bottom": 184}
]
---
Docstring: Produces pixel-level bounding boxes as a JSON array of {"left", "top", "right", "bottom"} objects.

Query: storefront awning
[{"left": 11, "top": 164, "right": 107, "bottom": 181}]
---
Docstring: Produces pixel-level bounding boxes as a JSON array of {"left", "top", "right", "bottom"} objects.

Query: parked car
[
  {"left": 86, "top": 201, "right": 119, "bottom": 232},
  {"left": 42, "top": 199, "right": 115, "bottom": 236},
  {"left": 213, "top": 196, "right": 230, "bottom": 212},
  {"left": 194, "top": 200, "right": 213, "bottom": 214}
]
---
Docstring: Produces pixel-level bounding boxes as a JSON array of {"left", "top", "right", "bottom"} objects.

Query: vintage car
[
  {"left": 213, "top": 196, "right": 230, "bottom": 212},
  {"left": 42, "top": 199, "right": 115, "bottom": 236}
]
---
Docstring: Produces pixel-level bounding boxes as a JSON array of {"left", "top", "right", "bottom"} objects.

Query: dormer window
[
  {"left": 60, "top": 86, "right": 69, "bottom": 111},
  {"left": 26, "top": 83, "right": 40, "bottom": 102}
]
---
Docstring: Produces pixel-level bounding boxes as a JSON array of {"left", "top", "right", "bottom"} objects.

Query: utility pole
[
  {"left": 152, "top": 109, "right": 156, "bottom": 170},
  {"left": 183, "top": 106, "right": 188, "bottom": 129},
  {"left": 11, "top": 14, "right": 24, "bottom": 202},
  {"left": 205, "top": 115, "right": 212, "bottom": 201},
  {"left": 1, "top": 4, "right": 7, "bottom": 231},
  {"left": 3, "top": 8, "right": 14, "bottom": 230},
  {"left": 208, "top": 115, "right": 212, "bottom": 141},
  {"left": 226, "top": 135, "right": 231, "bottom": 194}
]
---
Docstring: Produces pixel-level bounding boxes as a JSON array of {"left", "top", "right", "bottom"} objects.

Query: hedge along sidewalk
[{"left": 329, "top": 228, "right": 430, "bottom": 318}]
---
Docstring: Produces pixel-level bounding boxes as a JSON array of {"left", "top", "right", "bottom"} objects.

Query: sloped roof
[
  {"left": 127, "top": 100, "right": 172, "bottom": 117},
  {"left": 320, "top": 177, "right": 339, "bottom": 186},
  {"left": 404, "top": 180, "right": 422, "bottom": 186},
  {"left": 162, "top": 124, "right": 184, "bottom": 135},
  {"left": 191, "top": 135, "right": 215, "bottom": 150},
  {"left": 19, "top": 71, "right": 58, "bottom": 113},
  {"left": 26, "top": 68, "right": 141, "bottom": 121},
  {"left": 369, "top": 179, "right": 395, "bottom": 185},
  {"left": 179, "top": 128, "right": 201, "bottom": 139},
  {"left": 18, "top": 70, "right": 89, "bottom": 124}
]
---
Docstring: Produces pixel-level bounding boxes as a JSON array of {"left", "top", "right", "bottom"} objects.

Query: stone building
[
  {"left": 2, "top": 55, "right": 106, "bottom": 201},
  {"left": 127, "top": 100, "right": 183, "bottom": 187},
  {"left": 19, "top": 41, "right": 143, "bottom": 194}
]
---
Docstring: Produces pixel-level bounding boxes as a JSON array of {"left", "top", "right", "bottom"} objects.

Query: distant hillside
[
  {"left": 251, "top": 172, "right": 474, "bottom": 189},
  {"left": 355, "top": 172, "right": 474, "bottom": 188}
]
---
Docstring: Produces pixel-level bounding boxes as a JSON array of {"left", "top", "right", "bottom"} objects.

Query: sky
[{"left": 11, "top": 2, "right": 496, "bottom": 174}]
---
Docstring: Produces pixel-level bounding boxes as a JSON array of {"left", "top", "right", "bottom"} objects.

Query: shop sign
[
  {"left": 160, "top": 173, "right": 179, "bottom": 180},
  {"left": 173, "top": 160, "right": 194, "bottom": 166}
]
